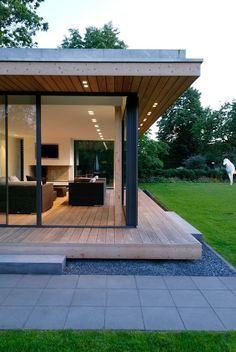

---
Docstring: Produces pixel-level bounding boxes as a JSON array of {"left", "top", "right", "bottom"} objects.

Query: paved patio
[{"left": 0, "top": 274, "right": 235, "bottom": 330}]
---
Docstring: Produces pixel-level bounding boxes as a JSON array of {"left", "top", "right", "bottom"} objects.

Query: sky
[{"left": 35, "top": 0, "right": 236, "bottom": 110}]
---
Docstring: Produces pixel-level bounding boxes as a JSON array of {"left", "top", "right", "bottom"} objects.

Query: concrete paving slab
[
  {"left": 65, "top": 307, "right": 105, "bottom": 329},
  {"left": 139, "top": 290, "right": 174, "bottom": 307},
  {"left": 77, "top": 275, "right": 107, "bottom": 289},
  {"left": 107, "top": 289, "right": 140, "bottom": 307},
  {"left": 106, "top": 275, "right": 136, "bottom": 289},
  {"left": 179, "top": 307, "right": 225, "bottom": 330},
  {"left": 201, "top": 290, "right": 236, "bottom": 308},
  {"left": 215, "top": 308, "right": 236, "bottom": 329},
  {"left": 0, "top": 274, "right": 234, "bottom": 331},
  {"left": 72, "top": 289, "right": 106, "bottom": 306},
  {"left": 0, "top": 306, "right": 32, "bottom": 329},
  {"left": 0, "top": 274, "right": 23, "bottom": 288},
  {"left": 47, "top": 275, "right": 79, "bottom": 288},
  {"left": 16, "top": 275, "right": 51, "bottom": 288},
  {"left": 136, "top": 276, "right": 166, "bottom": 289},
  {"left": 2, "top": 288, "right": 42, "bottom": 306},
  {"left": 25, "top": 306, "right": 68, "bottom": 329},
  {"left": 142, "top": 307, "right": 184, "bottom": 330},
  {"left": 105, "top": 307, "right": 144, "bottom": 330},
  {"left": 191, "top": 276, "right": 227, "bottom": 290},
  {"left": 37, "top": 289, "right": 74, "bottom": 306},
  {"left": 163, "top": 276, "right": 197, "bottom": 290},
  {"left": 170, "top": 289, "right": 210, "bottom": 307},
  {"left": 0, "top": 288, "right": 11, "bottom": 304},
  {"left": 219, "top": 277, "right": 236, "bottom": 290}
]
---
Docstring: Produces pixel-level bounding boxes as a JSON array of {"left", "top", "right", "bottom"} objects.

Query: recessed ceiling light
[
  {"left": 138, "top": 127, "right": 140, "bottom": 130},
  {"left": 97, "top": 129, "right": 101, "bottom": 132},
  {"left": 84, "top": 84, "right": 89, "bottom": 88},
  {"left": 94, "top": 125, "right": 99, "bottom": 128},
  {"left": 98, "top": 132, "right": 102, "bottom": 135},
  {"left": 143, "top": 118, "right": 147, "bottom": 122},
  {"left": 88, "top": 111, "right": 94, "bottom": 115},
  {"left": 91, "top": 119, "right": 97, "bottom": 123},
  {"left": 153, "top": 102, "right": 158, "bottom": 108},
  {"left": 101, "top": 137, "right": 104, "bottom": 140},
  {"left": 140, "top": 123, "right": 143, "bottom": 127},
  {"left": 147, "top": 112, "right": 152, "bottom": 116},
  {"left": 82, "top": 80, "right": 88, "bottom": 84}
]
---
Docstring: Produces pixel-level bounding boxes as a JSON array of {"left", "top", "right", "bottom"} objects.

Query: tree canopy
[
  {"left": 156, "top": 88, "right": 205, "bottom": 167},
  {"left": 0, "top": 0, "right": 48, "bottom": 47},
  {"left": 138, "top": 132, "right": 169, "bottom": 178},
  {"left": 61, "top": 22, "right": 127, "bottom": 49},
  {"left": 156, "top": 87, "right": 236, "bottom": 168}
]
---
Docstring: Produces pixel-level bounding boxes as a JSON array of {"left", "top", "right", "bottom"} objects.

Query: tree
[
  {"left": 214, "top": 101, "right": 236, "bottom": 148},
  {"left": 0, "top": 0, "right": 48, "bottom": 47},
  {"left": 138, "top": 132, "right": 169, "bottom": 178},
  {"left": 61, "top": 22, "right": 127, "bottom": 49},
  {"left": 156, "top": 88, "right": 206, "bottom": 167}
]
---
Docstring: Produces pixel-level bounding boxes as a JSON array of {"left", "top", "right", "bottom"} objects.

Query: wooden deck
[
  {"left": 0, "top": 190, "right": 202, "bottom": 260},
  {"left": 7, "top": 189, "right": 125, "bottom": 226}
]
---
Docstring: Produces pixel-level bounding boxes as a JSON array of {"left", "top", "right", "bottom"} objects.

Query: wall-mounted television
[{"left": 41, "top": 144, "right": 59, "bottom": 158}]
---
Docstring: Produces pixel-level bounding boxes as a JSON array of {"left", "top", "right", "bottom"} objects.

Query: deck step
[
  {"left": 166, "top": 211, "right": 203, "bottom": 241},
  {"left": 0, "top": 255, "right": 66, "bottom": 274}
]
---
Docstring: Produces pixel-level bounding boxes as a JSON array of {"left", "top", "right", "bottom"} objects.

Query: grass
[
  {"left": 0, "top": 331, "right": 235, "bottom": 352},
  {"left": 140, "top": 182, "right": 236, "bottom": 267}
]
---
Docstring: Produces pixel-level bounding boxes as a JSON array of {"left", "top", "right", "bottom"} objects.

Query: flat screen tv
[{"left": 41, "top": 144, "right": 59, "bottom": 158}]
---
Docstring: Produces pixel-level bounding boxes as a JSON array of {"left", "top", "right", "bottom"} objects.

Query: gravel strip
[{"left": 64, "top": 242, "right": 236, "bottom": 276}]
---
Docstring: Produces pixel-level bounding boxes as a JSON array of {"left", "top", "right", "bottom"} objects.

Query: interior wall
[
  {"left": 24, "top": 136, "right": 74, "bottom": 180},
  {"left": 0, "top": 133, "right": 5, "bottom": 177},
  {"left": 24, "top": 136, "right": 35, "bottom": 179},
  {"left": 8, "top": 136, "right": 21, "bottom": 178}
]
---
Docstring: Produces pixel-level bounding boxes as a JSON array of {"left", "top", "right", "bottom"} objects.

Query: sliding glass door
[
  {"left": 0, "top": 96, "right": 6, "bottom": 225},
  {"left": 0, "top": 95, "right": 37, "bottom": 226}
]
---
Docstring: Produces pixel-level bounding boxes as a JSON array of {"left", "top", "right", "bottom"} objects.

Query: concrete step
[
  {"left": 166, "top": 211, "right": 203, "bottom": 241},
  {"left": 0, "top": 255, "right": 66, "bottom": 274}
]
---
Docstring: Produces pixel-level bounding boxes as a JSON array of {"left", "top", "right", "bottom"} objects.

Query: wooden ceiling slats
[
  {"left": 53, "top": 76, "right": 69, "bottom": 91},
  {"left": 139, "top": 76, "right": 174, "bottom": 122},
  {"left": 138, "top": 76, "right": 161, "bottom": 117},
  {"left": 106, "top": 77, "right": 115, "bottom": 92},
  {"left": 130, "top": 76, "right": 142, "bottom": 92},
  {"left": 87, "top": 76, "right": 99, "bottom": 92},
  {"left": 6, "top": 76, "right": 28, "bottom": 91},
  {"left": 114, "top": 76, "right": 124, "bottom": 92},
  {"left": 78, "top": 76, "right": 90, "bottom": 92},
  {"left": 137, "top": 76, "right": 153, "bottom": 115},
  {"left": 140, "top": 76, "right": 196, "bottom": 133},
  {"left": 0, "top": 77, "right": 18, "bottom": 91},
  {"left": 69, "top": 76, "right": 83, "bottom": 91},
  {"left": 122, "top": 76, "right": 133, "bottom": 92},
  {"left": 33, "top": 76, "right": 55, "bottom": 91},
  {"left": 140, "top": 76, "right": 180, "bottom": 131},
  {"left": 97, "top": 76, "right": 107, "bottom": 92},
  {"left": 23, "top": 75, "right": 44, "bottom": 91},
  {"left": 0, "top": 72, "right": 198, "bottom": 134},
  {"left": 60, "top": 76, "right": 76, "bottom": 92}
]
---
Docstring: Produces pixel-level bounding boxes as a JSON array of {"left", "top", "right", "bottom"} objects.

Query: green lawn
[
  {"left": 0, "top": 331, "right": 235, "bottom": 352},
  {"left": 140, "top": 182, "right": 236, "bottom": 267}
]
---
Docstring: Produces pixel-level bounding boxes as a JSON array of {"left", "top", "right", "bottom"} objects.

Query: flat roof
[
  {"left": 0, "top": 48, "right": 202, "bottom": 63},
  {"left": 0, "top": 48, "right": 203, "bottom": 133}
]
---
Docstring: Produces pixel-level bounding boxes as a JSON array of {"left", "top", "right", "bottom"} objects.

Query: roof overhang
[{"left": 0, "top": 49, "right": 203, "bottom": 133}]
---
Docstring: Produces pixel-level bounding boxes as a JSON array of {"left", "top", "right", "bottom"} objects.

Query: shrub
[{"left": 184, "top": 154, "right": 207, "bottom": 169}]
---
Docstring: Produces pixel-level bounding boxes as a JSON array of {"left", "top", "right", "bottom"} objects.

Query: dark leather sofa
[
  {"left": 0, "top": 181, "right": 56, "bottom": 214},
  {"left": 68, "top": 178, "right": 106, "bottom": 206}
]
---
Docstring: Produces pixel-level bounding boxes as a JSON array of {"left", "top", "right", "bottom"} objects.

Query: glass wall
[
  {"left": 0, "top": 96, "right": 6, "bottom": 225},
  {"left": 7, "top": 96, "right": 37, "bottom": 225},
  {"left": 74, "top": 140, "right": 114, "bottom": 186}
]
